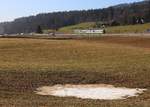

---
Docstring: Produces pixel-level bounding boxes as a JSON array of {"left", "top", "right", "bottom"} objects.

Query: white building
[{"left": 74, "top": 29, "right": 104, "bottom": 34}]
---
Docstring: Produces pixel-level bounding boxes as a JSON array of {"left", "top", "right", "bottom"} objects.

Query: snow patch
[{"left": 35, "top": 84, "right": 146, "bottom": 100}]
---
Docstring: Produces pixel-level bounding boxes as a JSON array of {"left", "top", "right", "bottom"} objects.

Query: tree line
[{"left": 0, "top": 0, "right": 149, "bottom": 34}]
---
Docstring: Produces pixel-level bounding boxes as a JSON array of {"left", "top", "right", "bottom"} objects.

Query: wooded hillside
[{"left": 0, "top": 0, "right": 149, "bottom": 34}]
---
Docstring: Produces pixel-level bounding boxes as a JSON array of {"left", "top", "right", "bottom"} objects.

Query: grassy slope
[
  {"left": 58, "top": 22, "right": 150, "bottom": 34},
  {"left": 59, "top": 22, "right": 95, "bottom": 33},
  {"left": 106, "top": 23, "right": 150, "bottom": 33},
  {"left": 0, "top": 37, "right": 150, "bottom": 107}
]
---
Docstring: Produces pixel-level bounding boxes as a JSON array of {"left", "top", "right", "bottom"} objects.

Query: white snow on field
[{"left": 35, "top": 84, "right": 146, "bottom": 100}]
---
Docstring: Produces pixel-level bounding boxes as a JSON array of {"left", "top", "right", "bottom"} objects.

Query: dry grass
[{"left": 0, "top": 37, "right": 150, "bottom": 107}]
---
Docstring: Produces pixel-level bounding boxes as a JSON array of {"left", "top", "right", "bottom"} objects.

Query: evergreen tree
[
  {"left": 132, "top": 16, "right": 137, "bottom": 25},
  {"left": 36, "top": 25, "right": 43, "bottom": 34}
]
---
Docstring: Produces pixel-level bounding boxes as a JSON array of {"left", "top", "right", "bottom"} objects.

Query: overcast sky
[{"left": 0, "top": 0, "right": 143, "bottom": 22}]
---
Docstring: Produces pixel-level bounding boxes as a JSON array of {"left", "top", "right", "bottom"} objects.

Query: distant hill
[{"left": 0, "top": 0, "right": 149, "bottom": 34}]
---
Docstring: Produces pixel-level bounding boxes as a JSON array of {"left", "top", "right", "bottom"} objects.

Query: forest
[{"left": 0, "top": 0, "right": 149, "bottom": 34}]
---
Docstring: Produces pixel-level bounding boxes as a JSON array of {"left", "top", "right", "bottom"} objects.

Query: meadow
[
  {"left": 58, "top": 22, "right": 150, "bottom": 34},
  {"left": 59, "top": 22, "right": 95, "bottom": 33},
  {"left": 106, "top": 23, "right": 150, "bottom": 34},
  {"left": 0, "top": 36, "right": 150, "bottom": 107}
]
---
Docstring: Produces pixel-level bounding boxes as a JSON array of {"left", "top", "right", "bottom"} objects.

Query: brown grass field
[{"left": 0, "top": 36, "right": 150, "bottom": 107}]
